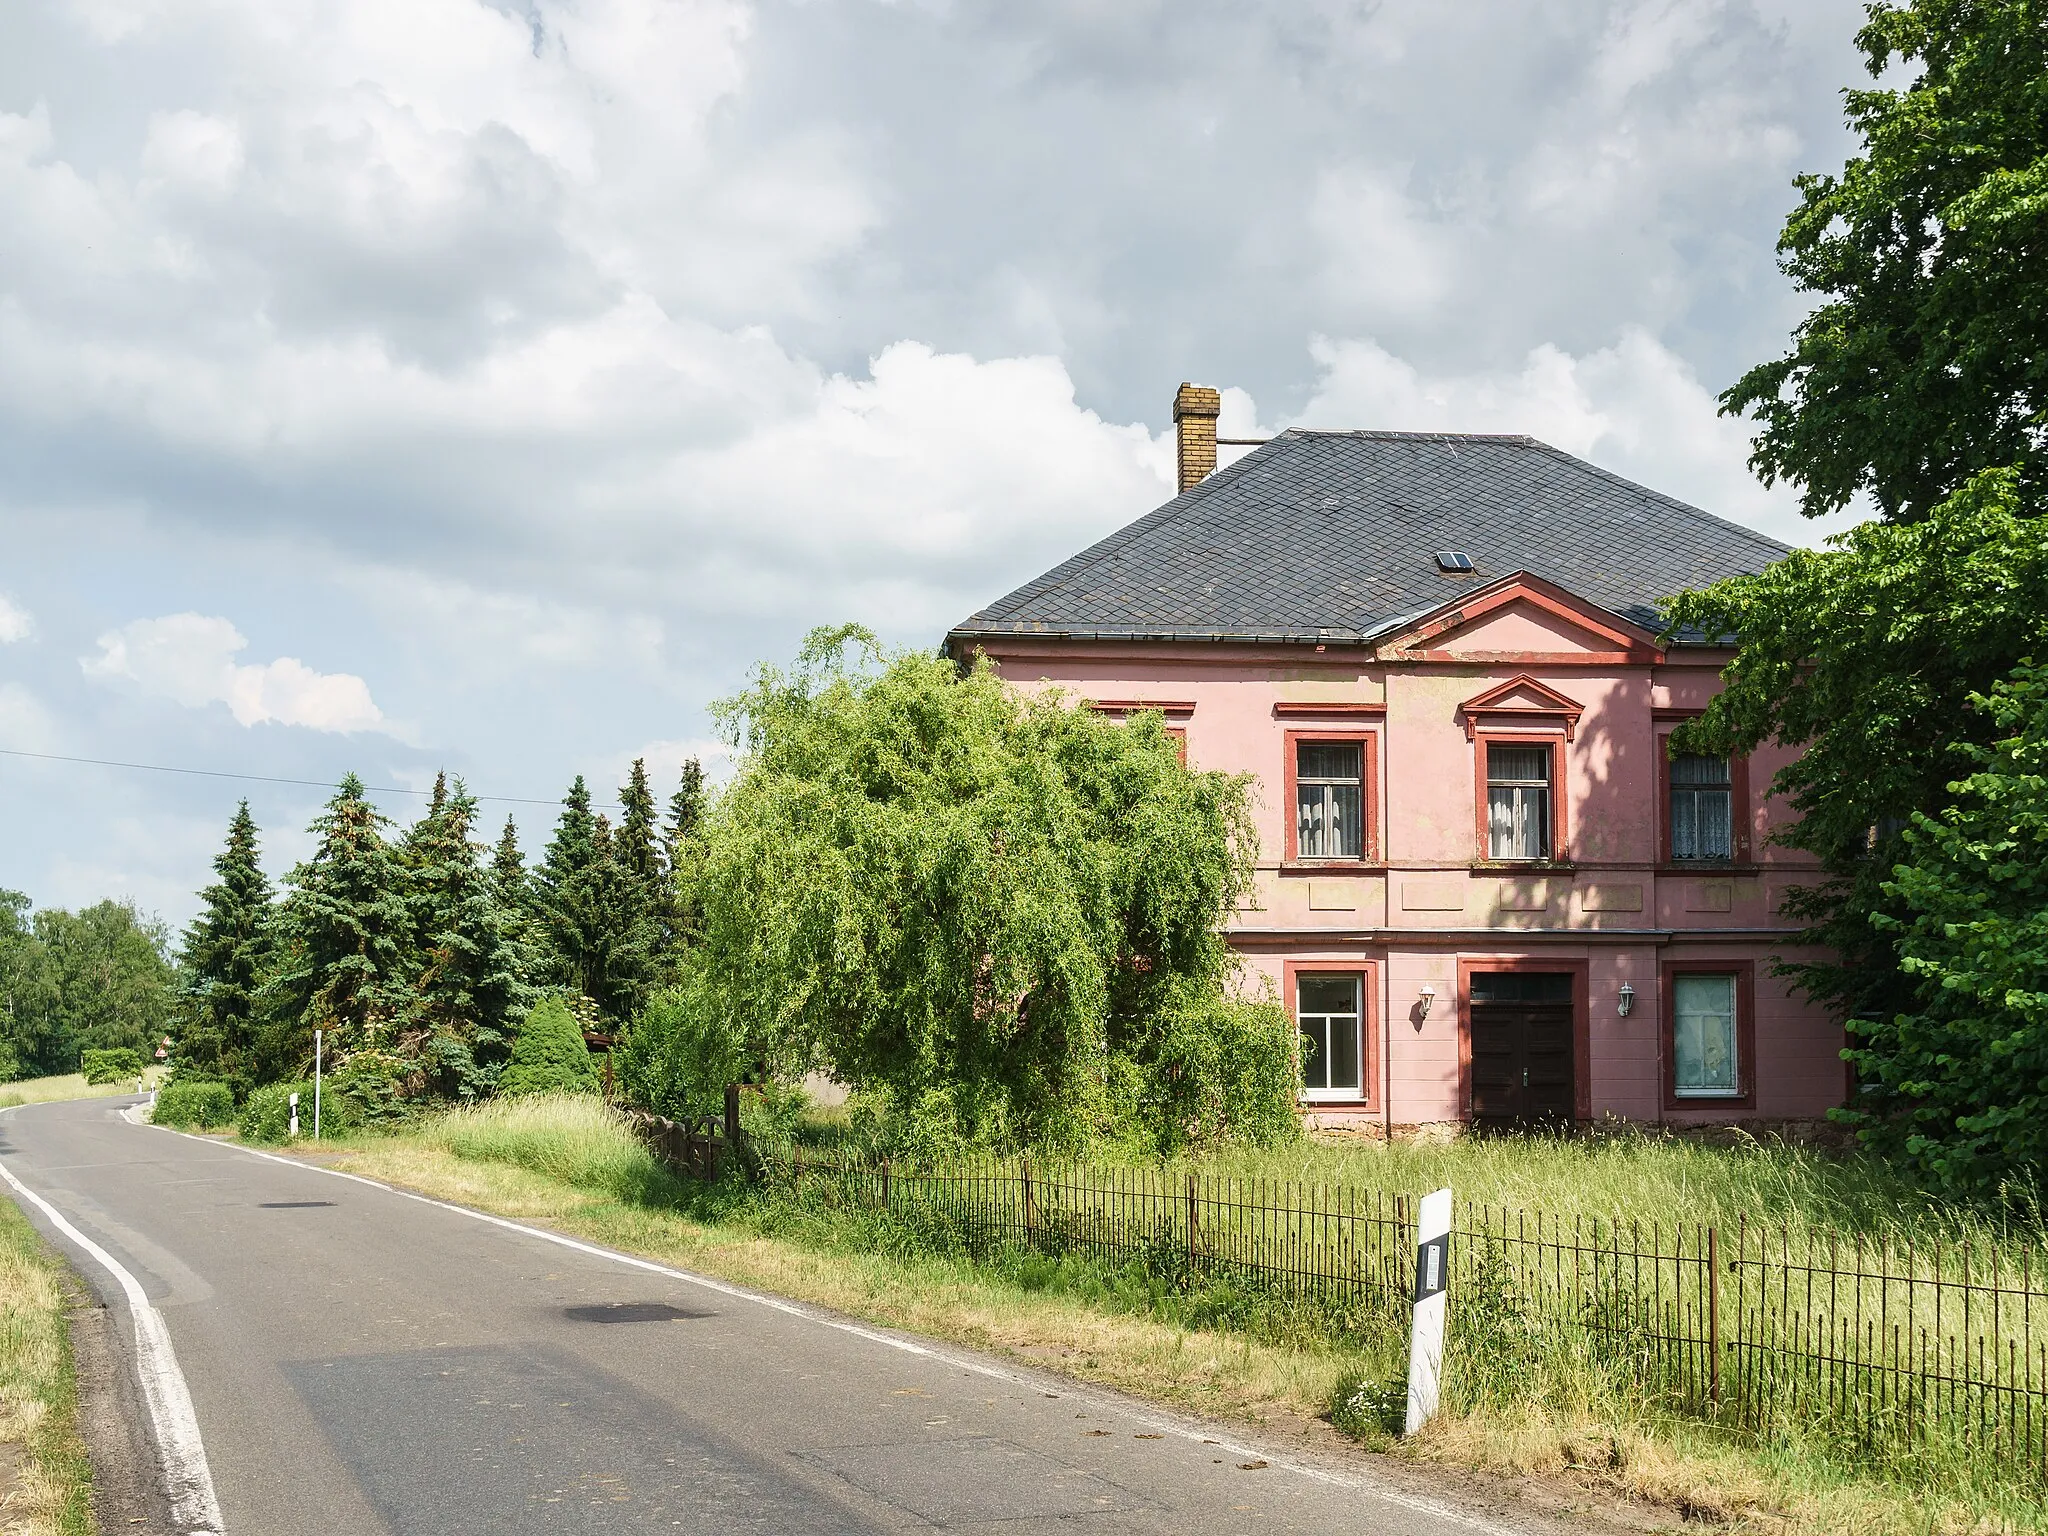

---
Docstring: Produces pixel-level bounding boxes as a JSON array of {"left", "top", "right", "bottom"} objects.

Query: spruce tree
[
  {"left": 263, "top": 775, "right": 410, "bottom": 1077},
  {"left": 657, "top": 757, "right": 707, "bottom": 957},
  {"left": 173, "top": 802, "right": 274, "bottom": 1092},
  {"left": 618, "top": 760, "right": 661, "bottom": 887},
  {"left": 402, "top": 780, "right": 535, "bottom": 1097}
]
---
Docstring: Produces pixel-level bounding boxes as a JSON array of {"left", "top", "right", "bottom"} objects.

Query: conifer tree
[
  {"left": 618, "top": 760, "right": 661, "bottom": 887},
  {"left": 173, "top": 802, "right": 274, "bottom": 1091},
  {"left": 657, "top": 757, "right": 707, "bottom": 957},
  {"left": 262, "top": 775, "right": 410, "bottom": 1077},
  {"left": 490, "top": 816, "right": 527, "bottom": 899},
  {"left": 402, "top": 780, "right": 535, "bottom": 1096}
]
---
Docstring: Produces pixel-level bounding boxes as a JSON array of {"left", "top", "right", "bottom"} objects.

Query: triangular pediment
[
  {"left": 1377, "top": 572, "right": 1662, "bottom": 664},
  {"left": 1458, "top": 674, "right": 1587, "bottom": 739}
]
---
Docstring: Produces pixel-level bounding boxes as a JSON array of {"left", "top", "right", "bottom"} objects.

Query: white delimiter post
[
  {"left": 313, "top": 1029, "right": 323, "bottom": 1141},
  {"left": 1404, "top": 1186, "right": 1453, "bottom": 1436}
]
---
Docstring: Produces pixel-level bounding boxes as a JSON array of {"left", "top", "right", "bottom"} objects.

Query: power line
[{"left": 0, "top": 747, "right": 617, "bottom": 810}]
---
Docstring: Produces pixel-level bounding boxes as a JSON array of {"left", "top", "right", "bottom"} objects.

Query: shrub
[
  {"left": 153, "top": 1080, "right": 236, "bottom": 1129},
  {"left": 1129, "top": 980, "right": 1302, "bottom": 1156},
  {"left": 498, "top": 999, "right": 599, "bottom": 1097},
  {"left": 238, "top": 1081, "right": 351, "bottom": 1142},
  {"left": 617, "top": 981, "right": 747, "bottom": 1120},
  {"left": 81, "top": 1048, "right": 146, "bottom": 1085}
]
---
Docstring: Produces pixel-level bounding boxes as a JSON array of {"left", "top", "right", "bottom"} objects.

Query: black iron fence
[{"left": 747, "top": 1147, "right": 2047, "bottom": 1473}]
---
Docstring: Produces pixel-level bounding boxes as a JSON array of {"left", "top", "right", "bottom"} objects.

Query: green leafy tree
[
  {"left": 399, "top": 779, "right": 536, "bottom": 1097},
  {"left": 19, "top": 902, "right": 177, "bottom": 1074},
  {"left": 1666, "top": 473, "right": 2048, "bottom": 1020},
  {"left": 1724, "top": 0, "right": 2048, "bottom": 523},
  {"left": 172, "top": 801, "right": 275, "bottom": 1094},
  {"left": 679, "top": 626, "right": 1287, "bottom": 1153},
  {"left": 497, "top": 996, "right": 599, "bottom": 1096},
  {"left": 1675, "top": 0, "right": 2048, "bottom": 1042},
  {"left": 262, "top": 776, "right": 411, "bottom": 1078},
  {"left": 1852, "top": 664, "right": 2048, "bottom": 1193},
  {"left": 0, "top": 890, "right": 47, "bottom": 1080}
]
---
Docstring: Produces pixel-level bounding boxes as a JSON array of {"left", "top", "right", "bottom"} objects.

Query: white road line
[
  {"left": 179, "top": 1123, "right": 1524, "bottom": 1535},
  {"left": 0, "top": 1106, "right": 225, "bottom": 1536}
]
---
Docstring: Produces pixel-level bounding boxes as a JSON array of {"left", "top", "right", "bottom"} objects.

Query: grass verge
[
  {"left": 0, "top": 1069, "right": 165, "bottom": 1110},
  {"left": 0, "top": 1159, "right": 93, "bottom": 1536},
  {"left": 298, "top": 1096, "right": 2048, "bottom": 1535}
]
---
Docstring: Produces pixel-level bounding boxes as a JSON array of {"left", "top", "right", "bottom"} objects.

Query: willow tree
[{"left": 664, "top": 626, "right": 1295, "bottom": 1153}]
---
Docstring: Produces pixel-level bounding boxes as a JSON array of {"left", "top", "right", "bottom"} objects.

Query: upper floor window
[
  {"left": 1670, "top": 754, "right": 1733, "bottom": 861},
  {"left": 1487, "top": 743, "right": 1552, "bottom": 860},
  {"left": 1296, "top": 741, "right": 1363, "bottom": 859}
]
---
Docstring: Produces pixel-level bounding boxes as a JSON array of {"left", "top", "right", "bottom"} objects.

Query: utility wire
[{"left": 0, "top": 747, "right": 620, "bottom": 810}]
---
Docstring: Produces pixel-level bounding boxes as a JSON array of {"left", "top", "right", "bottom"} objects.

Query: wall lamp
[
  {"left": 1617, "top": 982, "right": 1636, "bottom": 1018},
  {"left": 1417, "top": 985, "right": 1437, "bottom": 1020}
]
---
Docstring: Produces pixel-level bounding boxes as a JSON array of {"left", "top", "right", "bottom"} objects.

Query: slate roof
[{"left": 948, "top": 430, "right": 1789, "bottom": 649}]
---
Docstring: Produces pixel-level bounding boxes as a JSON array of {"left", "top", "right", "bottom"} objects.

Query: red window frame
[
  {"left": 1655, "top": 724, "right": 1751, "bottom": 865},
  {"left": 1472, "top": 731, "right": 1568, "bottom": 863},
  {"left": 1662, "top": 960, "right": 1757, "bottom": 1111},
  {"left": 1285, "top": 959, "right": 1380, "bottom": 1110},
  {"left": 1283, "top": 729, "right": 1379, "bottom": 864}
]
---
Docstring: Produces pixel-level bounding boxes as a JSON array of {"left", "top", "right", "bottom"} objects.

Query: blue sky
[{"left": 1, "top": 0, "right": 1867, "bottom": 927}]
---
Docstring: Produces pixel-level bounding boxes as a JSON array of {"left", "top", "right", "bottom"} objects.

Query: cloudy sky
[{"left": 2, "top": 0, "right": 1869, "bottom": 927}]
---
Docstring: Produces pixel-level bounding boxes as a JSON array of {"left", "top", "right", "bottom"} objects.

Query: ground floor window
[
  {"left": 1673, "top": 972, "right": 1739, "bottom": 1097},
  {"left": 1297, "top": 972, "right": 1363, "bottom": 1099}
]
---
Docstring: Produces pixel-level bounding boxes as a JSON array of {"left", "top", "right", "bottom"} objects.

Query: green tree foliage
[
  {"left": 679, "top": 626, "right": 1286, "bottom": 1153},
  {"left": 1725, "top": 0, "right": 2048, "bottom": 522},
  {"left": 172, "top": 801, "right": 275, "bottom": 1094},
  {"left": 534, "top": 778, "right": 656, "bottom": 1023},
  {"left": 616, "top": 979, "right": 745, "bottom": 1121},
  {"left": 81, "top": 1047, "right": 145, "bottom": 1084},
  {"left": 263, "top": 776, "right": 411, "bottom": 1075},
  {"left": 0, "top": 890, "right": 45, "bottom": 1081},
  {"left": 1666, "top": 472, "right": 2048, "bottom": 1018},
  {"left": 656, "top": 757, "right": 707, "bottom": 959},
  {"left": 398, "top": 778, "right": 536, "bottom": 1097},
  {"left": 497, "top": 996, "right": 599, "bottom": 1096},
  {"left": 0, "top": 900, "right": 176, "bottom": 1077},
  {"left": 1674, "top": 0, "right": 2048, "bottom": 1101},
  {"left": 1848, "top": 665, "right": 2048, "bottom": 1193}
]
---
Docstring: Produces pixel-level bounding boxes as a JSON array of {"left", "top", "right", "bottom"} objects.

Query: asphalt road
[{"left": 0, "top": 1095, "right": 1528, "bottom": 1535}]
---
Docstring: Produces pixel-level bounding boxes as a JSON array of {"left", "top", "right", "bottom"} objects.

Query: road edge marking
[
  {"left": 0, "top": 1105, "right": 225, "bottom": 1536},
  {"left": 154, "top": 1120, "right": 1524, "bottom": 1535}
]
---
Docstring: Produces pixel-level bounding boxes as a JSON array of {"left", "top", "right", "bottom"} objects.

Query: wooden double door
[{"left": 1469, "top": 971, "right": 1575, "bottom": 1127}]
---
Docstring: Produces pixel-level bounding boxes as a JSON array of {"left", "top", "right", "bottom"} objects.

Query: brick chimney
[{"left": 1173, "top": 382, "right": 1221, "bottom": 493}]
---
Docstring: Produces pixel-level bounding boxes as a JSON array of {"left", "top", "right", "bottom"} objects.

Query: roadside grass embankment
[
  {"left": 0, "top": 1145, "right": 94, "bottom": 1536},
  {"left": 311, "top": 1096, "right": 2046, "bottom": 1536},
  {"left": 0, "top": 1069, "right": 164, "bottom": 1110}
]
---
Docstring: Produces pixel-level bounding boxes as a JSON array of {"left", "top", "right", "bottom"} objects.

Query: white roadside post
[
  {"left": 288, "top": 1091, "right": 300, "bottom": 1139},
  {"left": 313, "top": 1028, "right": 323, "bottom": 1141},
  {"left": 1404, "top": 1186, "right": 1453, "bottom": 1436}
]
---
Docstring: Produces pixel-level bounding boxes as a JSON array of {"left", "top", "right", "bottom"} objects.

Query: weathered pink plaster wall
[{"left": 976, "top": 597, "right": 1843, "bottom": 1129}]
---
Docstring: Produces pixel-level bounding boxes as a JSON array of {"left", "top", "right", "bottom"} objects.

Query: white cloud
[
  {"left": 0, "top": 596, "right": 32, "bottom": 643},
  {"left": 0, "top": 683, "right": 61, "bottom": 751},
  {"left": 81, "top": 613, "right": 392, "bottom": 734}
]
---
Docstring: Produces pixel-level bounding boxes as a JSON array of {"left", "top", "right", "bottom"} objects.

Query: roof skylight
[{"left": 1434, "top": 551, "right": 1476, "bottom": 574}]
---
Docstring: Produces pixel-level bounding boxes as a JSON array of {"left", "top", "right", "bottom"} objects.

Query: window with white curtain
[
  {"left": 1296, "top": 741, "right": 1363, "bottom": 859},
  {"left": 1670, "top": 753, "right": 1734, "bottom": 860},
  {"left": 1487, "top": 743, "right": 1552, "bottom": 860},
  {"left": 1673, "top": 973, "right": 1739, "bottom": 1097}
]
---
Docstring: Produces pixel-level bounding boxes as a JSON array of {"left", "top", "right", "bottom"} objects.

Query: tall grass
[
  {"left": 0, "top": 1148, "right": 93, "bottom": 1536},
  {"left": 406, "top": 1094, "right": 687, "bottom": 1208}
]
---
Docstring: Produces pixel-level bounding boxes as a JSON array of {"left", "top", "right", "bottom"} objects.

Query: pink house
[{"left": 946, "top": 385, "right": 1843, "bottom": 1136}]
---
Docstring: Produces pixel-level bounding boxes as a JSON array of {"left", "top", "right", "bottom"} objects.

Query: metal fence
[{"left": 759, "top": 1148, "right": 2048, "bottom": 1473}]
